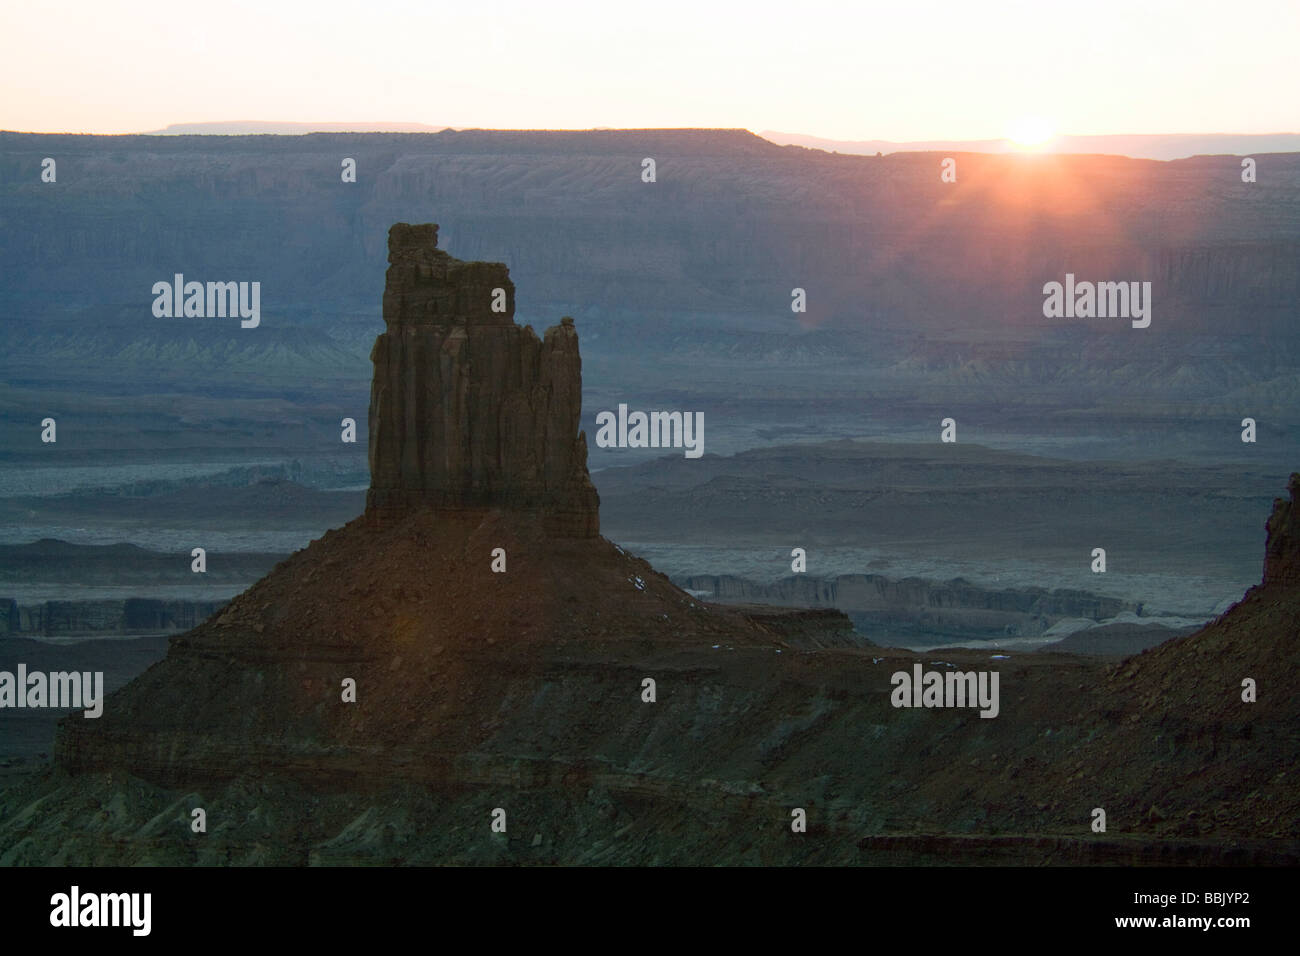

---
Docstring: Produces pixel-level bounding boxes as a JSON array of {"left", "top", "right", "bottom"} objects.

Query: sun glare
[{"left": 1007, "top": 116, "right": 1056, "bottom": 149}]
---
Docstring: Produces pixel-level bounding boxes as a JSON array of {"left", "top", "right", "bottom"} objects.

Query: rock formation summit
[{"left": 367, "top": 223, "right": 599, "bottom": 537}]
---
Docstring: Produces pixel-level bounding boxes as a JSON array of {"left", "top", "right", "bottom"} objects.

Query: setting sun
[{"left": 1008, "top": 116, "right": 1056, "bottom": 148}]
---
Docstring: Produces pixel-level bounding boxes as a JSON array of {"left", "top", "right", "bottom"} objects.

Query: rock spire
[{"left": 366, "top": 223, "right": 599, "bottom": 536}]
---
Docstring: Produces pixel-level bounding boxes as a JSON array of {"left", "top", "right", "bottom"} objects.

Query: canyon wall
[{"left": 2, "top": 131, "right": 1297, "bottom": 333}]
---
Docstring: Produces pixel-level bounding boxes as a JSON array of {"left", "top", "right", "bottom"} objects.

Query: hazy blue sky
[{"left": 2, "top": 0, "right": 1296, "bottom": 138}]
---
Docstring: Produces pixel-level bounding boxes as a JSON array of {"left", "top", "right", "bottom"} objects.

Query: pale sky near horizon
[{"left": 2, "top": 0, "right": 1296, "bottom": 139}]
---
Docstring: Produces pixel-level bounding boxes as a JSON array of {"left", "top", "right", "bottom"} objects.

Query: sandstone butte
[
  {"left": 51, "top": 223, "right": 857, "bottom": 787},
  {"left": 7, "top": 225, "right": 1293, "bottom": 865}
]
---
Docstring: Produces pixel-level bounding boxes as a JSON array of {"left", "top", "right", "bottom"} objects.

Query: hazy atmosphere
[{"left": 0, "top": 0, "right": 1296, "bottom": 925}]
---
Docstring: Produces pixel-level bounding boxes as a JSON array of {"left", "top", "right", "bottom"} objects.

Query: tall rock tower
[{"left": 366, "top": 223, "right": 599, "bottom": 537}]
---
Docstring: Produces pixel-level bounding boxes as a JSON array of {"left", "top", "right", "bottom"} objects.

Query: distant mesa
[
  {"left": 143, "top": 121, "right": 451, "bottom": 135},
  {"left": 760, "top": 129, "right": 1300, "bottom": 160},
  {"left": 136, "top": 124, "right": 1300, "bottom": 158}
]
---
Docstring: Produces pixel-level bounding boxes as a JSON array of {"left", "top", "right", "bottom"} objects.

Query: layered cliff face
[
  {"left": 366, "top": 223, "right": 599, "bottom": 537},
  {"left": 4, "top": 132, "right": 1298, "bottom": 329}
]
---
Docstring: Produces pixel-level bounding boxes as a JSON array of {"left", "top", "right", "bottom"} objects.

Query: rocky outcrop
[
  {"left": 366, "top": 223, "right": 599, "bottom": 537},
  {"left": 1263, "top": 473, "right": 1300, "bottom": 585}
]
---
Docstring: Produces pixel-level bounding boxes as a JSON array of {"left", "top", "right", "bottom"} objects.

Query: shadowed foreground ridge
[{"left": 0, "top": 231, "right": 1295, "bottom": 864}]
